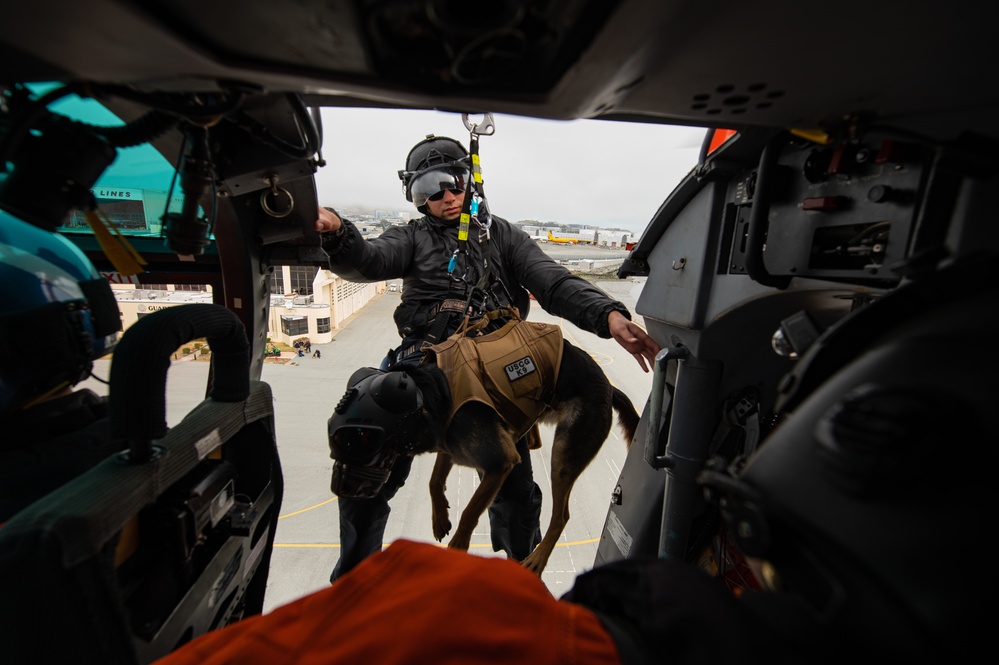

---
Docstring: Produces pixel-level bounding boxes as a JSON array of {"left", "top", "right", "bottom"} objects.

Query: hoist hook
[{"left": 462, "top": 113, "right": 495, "bottom": 136}]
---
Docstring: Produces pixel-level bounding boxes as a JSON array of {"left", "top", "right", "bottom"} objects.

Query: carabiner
[
  {"left": 471, "top": 197, "right": 489, "bottom": 227},
  {"left": 462, "top": 113, "right": 496, "bottom": 136},
  {"left": 448, "top": 248, "right": 471, "bottom": 283}
]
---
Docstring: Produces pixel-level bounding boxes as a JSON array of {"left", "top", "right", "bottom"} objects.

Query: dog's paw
[
  {"left": 521, "top": 550, "right": 548, "bottom": 577},
  {"left": 430, "top": 493, "right": 451, "bottom": 541},
  {"left": 432, "top": 515, "right": 452, "bottom": 541}
]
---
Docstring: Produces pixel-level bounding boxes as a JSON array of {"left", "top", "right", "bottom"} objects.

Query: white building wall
[
  {"left": 264, "top": 267, "right": 384, "bottom": 345},
  {"left": 111, "top": 268, "right": 385, "bottom": 348},
  {"left": 111, "top": 284, "right": 214, "bottom": 331}
]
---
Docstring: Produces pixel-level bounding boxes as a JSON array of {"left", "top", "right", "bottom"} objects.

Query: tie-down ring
[{"left": 261, "top": 175, "right": 295, "bottom": 218}]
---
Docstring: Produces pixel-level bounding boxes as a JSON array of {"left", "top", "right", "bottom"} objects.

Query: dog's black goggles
[{"left": 328, "top": 368, "right": 423, "bottom": 499}]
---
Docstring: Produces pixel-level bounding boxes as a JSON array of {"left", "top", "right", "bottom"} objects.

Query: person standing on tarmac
[{"left": 314, "top": 134, "right": 660, "bottom": 582}]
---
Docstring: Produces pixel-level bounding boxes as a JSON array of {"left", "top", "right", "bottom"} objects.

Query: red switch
[
  {"left": 827, "top": 144, "right": 857, "bottom": 175},
  {"left": 802, "top": 196, "right": 847, "bottom": 211}
]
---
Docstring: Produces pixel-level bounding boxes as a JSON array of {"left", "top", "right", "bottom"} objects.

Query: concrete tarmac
[{"left": 82, "top": 277, "right": 654, "bottom": 612}]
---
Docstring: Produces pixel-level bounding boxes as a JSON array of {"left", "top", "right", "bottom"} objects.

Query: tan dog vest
[{"left": 426, "top": 308, "right": 563, "bottom": 443}]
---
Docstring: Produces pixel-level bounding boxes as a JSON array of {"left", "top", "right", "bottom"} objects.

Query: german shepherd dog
[{"left": 328, "top": 337, "right": 640, "bottom": 576}]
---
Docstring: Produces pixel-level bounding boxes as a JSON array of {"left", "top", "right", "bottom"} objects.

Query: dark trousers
[{"left": 331, "top": 435, "right": 542, "bottom": 582}]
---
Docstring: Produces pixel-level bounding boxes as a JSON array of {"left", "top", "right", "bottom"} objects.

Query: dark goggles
[
  {"left": 330, "top": 425, "right": 385, "bottom": 464},
  {"left": 329, "top": 425, "right": 399, "bottom": 498},
  {"left": 330, "top": 426, "right": 399, "bottom": 499},
  {"left": 410, "top": 167, "right": 470, "bottom": 207}
]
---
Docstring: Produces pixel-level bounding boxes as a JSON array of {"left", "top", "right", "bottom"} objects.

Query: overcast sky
[{"left": 314, "top": 108, "right": 707, "bottom": 234}]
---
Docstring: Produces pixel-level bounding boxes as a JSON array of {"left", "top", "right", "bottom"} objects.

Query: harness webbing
[{"left": 421, "top": 114, "right": 514, "bottom": 351}]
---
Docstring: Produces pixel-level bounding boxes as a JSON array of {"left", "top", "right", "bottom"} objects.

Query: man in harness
[{"left": 315, "top": 125, "right": 659, "bottom": 582}]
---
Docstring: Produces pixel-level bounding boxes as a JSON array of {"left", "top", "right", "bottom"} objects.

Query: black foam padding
[{"left": 109, "top": 303, "right": 249, "bottom": 442}]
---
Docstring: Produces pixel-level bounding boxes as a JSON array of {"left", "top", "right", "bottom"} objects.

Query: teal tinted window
[{"left": 27, "top": 83, "right": 200, "bottom": 239}]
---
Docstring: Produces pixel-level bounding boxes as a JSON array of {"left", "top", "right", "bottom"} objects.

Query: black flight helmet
[{"left": 398, "top": 135, "right": 471, "bottom": 212}]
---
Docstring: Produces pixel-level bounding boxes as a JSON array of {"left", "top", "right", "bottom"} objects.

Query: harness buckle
[{"left": 467, "top": 289, "right": 489, "bottom": 320}]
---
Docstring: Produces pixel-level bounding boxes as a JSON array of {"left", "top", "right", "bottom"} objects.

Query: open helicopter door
[{"left": 0, "top": 303, "right": 283, "bottom": 664}]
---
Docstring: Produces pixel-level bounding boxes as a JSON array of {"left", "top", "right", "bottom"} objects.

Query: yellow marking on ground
[
  {"left": 555, "top": 317, "right": 619, "bottom": 374},
  {"left": 273, "top": 537, "right": 600, "bottom": 549},
  {"left": 278, "top": 497, "right": 337, "bottom": 519},
  {"left": 588, "top": 350, "right": 613, "bottom": 366}
]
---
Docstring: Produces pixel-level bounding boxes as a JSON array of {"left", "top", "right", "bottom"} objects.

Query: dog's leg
[
  {"left": 448, "top": 466, "right": 513, "bottom": 551},
  {"left": 429, "top": 453, "right": 454, "bottom": 542},
  {"left": 445, "top": 406, "right": 521, "bottom": 552},
  {"left": 522, "top": 345, "right": 615, "bottom": 575},
  {"left": 522, "top": 411, "right": 609, "bottom": 574},
  {"left": 520, "top": 421, "right": 575, "bottom": 574}
]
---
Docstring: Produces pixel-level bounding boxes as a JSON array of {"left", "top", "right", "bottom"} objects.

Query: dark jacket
[{"left": 324, "top": 214, "right": 631, "bottom": 340}]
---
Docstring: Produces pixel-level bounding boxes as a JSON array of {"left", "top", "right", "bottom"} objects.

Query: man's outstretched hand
[
  {"left": 608, "top": 310, "right": 660, "bottom": 372},
  {"left": 315, "top": 206, "right": 342, "bottom": 234}
]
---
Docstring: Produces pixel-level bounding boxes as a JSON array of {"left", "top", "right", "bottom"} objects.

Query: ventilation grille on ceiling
[{"left": 691, "top": 83, "right": 785, "bottom": 116}]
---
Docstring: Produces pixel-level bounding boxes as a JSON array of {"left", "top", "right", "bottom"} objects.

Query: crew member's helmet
[
  {"left": 0, "top": 210, "right": 121, "bottom": 415},
  {"left": 398, "top": 135, "right": 471, "bottom": 211}
]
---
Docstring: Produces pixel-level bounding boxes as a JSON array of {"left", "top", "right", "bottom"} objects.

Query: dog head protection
[{"left": 328, "top": 367, "right": 424, "bottom": 498}]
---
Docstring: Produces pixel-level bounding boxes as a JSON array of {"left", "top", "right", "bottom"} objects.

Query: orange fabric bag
[{"left": 153, "top": 539, "right": 621, "bottom": 665}]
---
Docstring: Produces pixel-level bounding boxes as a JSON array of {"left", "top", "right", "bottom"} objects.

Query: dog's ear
[
  {"left": 423, "top": 368, "right": 453, "bottom": 435},
  {"left": 398, "top": 364, "right": 452, "bottom": 429},
  {"left": 428, "top": 367, "right": 451, "bottom": 407}
]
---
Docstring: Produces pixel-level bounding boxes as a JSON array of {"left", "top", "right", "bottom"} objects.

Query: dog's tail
[{"left": 612, "top": 388, "right": 641, "bottom": 451}]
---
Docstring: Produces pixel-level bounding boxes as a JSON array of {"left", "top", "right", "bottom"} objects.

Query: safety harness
[
  {"left": 403, "top": 115, "right": 565, "bottom": 436},
  {"left": 419, "top": 114, "right": 509, "bottom": 344}
]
